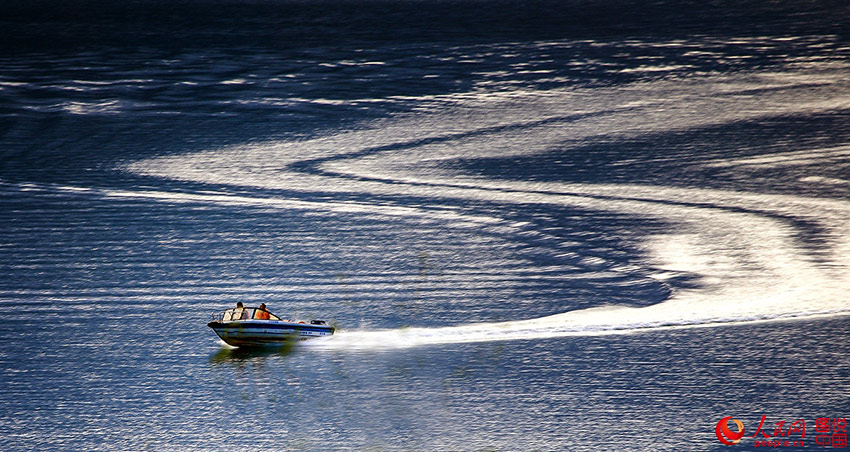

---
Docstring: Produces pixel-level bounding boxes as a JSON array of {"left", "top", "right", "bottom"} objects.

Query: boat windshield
[{"left": 222, "top": 307, "right": 281, "bottom": 321}]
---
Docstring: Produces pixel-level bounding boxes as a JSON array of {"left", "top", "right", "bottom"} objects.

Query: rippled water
[{"left": 1, "top": 0, "right": 849, "bottom": 450}]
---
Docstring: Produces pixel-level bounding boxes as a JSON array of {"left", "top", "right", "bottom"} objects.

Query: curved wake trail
[
  {"left": 309, "top": 185, "right": 850, "bottom": 350},
  {"left": 123, "top": 67, "right": 850, "bottom": 350}
]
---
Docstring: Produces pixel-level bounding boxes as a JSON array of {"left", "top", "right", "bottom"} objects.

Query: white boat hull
[{"left": 208, "top": 320, "right": 334, "bottom": 346}]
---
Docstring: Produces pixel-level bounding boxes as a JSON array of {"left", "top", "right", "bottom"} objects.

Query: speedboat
[{"left": 208, "top": 305, "right": 334, "bottom": 346}]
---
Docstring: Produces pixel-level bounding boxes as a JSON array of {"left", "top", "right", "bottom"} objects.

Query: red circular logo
[{"left": 716, "top": 416, "right": 746, "bottom": 445}]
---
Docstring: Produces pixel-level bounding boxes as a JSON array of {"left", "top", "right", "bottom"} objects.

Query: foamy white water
[{"left": 311, "top": 184, "right": 850, "bottom": 349}]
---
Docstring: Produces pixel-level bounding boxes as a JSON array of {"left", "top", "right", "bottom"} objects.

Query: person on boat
[
  {"left": 234, "top": 301, "right": 247, "bottom": 320},
  {"left": 255, "top": 303, "right": 271, "bottom": 320}
]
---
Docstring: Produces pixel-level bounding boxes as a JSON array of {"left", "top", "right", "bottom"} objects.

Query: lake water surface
[{"left": 1, "top": 0, "right": 849, "bottom": 450}]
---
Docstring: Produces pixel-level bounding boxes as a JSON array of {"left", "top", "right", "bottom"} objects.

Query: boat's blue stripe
[
  {"left": 211, "top": 321, "right": 333, "bottom": 333},
  {"left": 214, "top": 329, "right": 332, "bottom": 337}
]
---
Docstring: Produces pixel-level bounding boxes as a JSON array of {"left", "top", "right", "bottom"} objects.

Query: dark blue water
[{"left": 2, "top": 1, "right": 850, "bottom": 450}]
